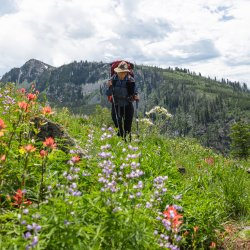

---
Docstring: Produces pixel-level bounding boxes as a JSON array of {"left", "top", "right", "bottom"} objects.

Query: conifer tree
[{"left": 230, "top": 121, "right": 250, "bottom": 159}]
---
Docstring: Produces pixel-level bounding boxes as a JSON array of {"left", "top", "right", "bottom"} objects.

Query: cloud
[
  {"left": 0, "top": 0, "right": 18, "bottom": 16},
  {"left": 120, "top": 18, "right": 172, "bottom": 40}
]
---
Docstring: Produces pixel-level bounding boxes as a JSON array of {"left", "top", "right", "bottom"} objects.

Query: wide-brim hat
[{"left": 114, "top": 61, "right": 130, "bottom": 73}]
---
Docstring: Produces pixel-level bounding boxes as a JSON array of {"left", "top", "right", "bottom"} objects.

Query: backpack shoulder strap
[{"left": 127, "top": 75, "right": 135, "bottom": 83}]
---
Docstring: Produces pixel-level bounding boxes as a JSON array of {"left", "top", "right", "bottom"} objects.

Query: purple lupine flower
[
  {"left": 107, "top": 127, "right": 115, "bottom": 132},
  {"left": 31, "top": 236, "right": 38, "bottom": 247},
  {"left": 33, "top": 223, "right": 41, "bottom": 232},
  {"left": 98, "top": 151, "right": 112, "bottom": 158},
  {"left": 101, "top": 144, "right": 111, "bottom": 150},
  {"left": 172, "top": 205, "right": 183, "bottom": 211},
  {"left": 71, "top": 183, "right": 77, "bottom": 189},
  {"left": 129, "top": 194, "right": 135, "bottom": 199},
  {"left": 82, "top": 171, "right": 91, "bottom": 176},
  {"left": 64, "top": 220, "right": 70, "bottom": 225},
  {"left": 128, "top": 145, "right": 139, "bottom": 151},
  {"left": 136, "top": 192, "right": 142, "bottom": 197},
  {"left": 66, "top": 174, "right": 73, "bottom": 181},
  {"left": 21, "top": 220, "right": 27, "bottom": 225},
  {"left": 23, "top": 209, "right": 29, "bottom": 214},
  {"left": 174, "top": 235, "right": 182, "bottom": 242},
  {"left": 173, "top": 194, "right": 182, "bottom": 200},
  {"left": 113, "top": 207, "right": 122, "bottom": 212},
  {"left": 24, "top": 232, "right": 32, "bottom": 239},
  {"left": 32, "top": 214, "right": 40, "bottom": 219}
]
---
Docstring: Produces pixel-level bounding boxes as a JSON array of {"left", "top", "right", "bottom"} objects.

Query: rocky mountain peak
[{"left": 0, "top": 58, "right": 54, "bottom": 84}]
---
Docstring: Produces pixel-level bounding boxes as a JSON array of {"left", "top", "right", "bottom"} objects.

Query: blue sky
[{"left": 0, "top": 0, "right": 250, "bottom": 87}]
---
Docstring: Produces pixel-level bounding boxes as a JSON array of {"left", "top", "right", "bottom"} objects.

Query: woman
[{"left": 106, "top": 61, "right": 139, "bottom": 140}]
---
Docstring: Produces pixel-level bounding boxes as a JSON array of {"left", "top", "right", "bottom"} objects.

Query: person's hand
[
  {"left": 107, "top": 80, "right": 112, "bottom": 87},
  {"left": 134, "top": 95, "right": 140, "bottom": 101}
]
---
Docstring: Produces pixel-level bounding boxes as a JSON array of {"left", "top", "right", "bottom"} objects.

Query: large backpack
[{"left": 108, "top": 61, "right": 135, "bottom": 103}]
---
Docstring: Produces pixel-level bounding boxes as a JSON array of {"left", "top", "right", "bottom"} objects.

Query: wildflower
[
  {"left": 0, "top": 155, "right": 6, "bottom": 162},
  {"left": 0, "top": 119, "right": 6, "bottom": 136},
  {"left": 173, "top": 194, "right": 182, "bottom": 200},
  {"left": 163, "top": 206, "right": 183, "bottom": 231},
  {"left": 204, "top": 157, "right": 214, "bottom": 166},
  {"left": 209, "top": 242, "right": 216, "bottom": 249},
  {"left": 43, "top": 137, "right": 56, "bottom": 149},
  {"left": 22, "top": 144, "right": 36, "bottom": 153},
  {"left": 71, "top": 155, "right": 80, "bottom": 163},
  {"left": 193, "top": 226, "right": 199, "bottom": 233},
  {"left": 24, "top": 232, "right": 32, "bottom": 239},
  {"left": 42, "top": 106, "right": 53, "bottom": 115},
  {"left": 100, "top": 144, "right": 111, "bottom": 150},
  {"left": 12, "top": 189, "right": 32, "bottom": 207},
  {"left": 18, "top": 101, "right": 29, "bottom": 112},
  {"left": 98, "top": 152, "right": 112, "bottom": 158},
  {"left": 19, "top": 88, "right": 26, "bottom": 93},
  {"left": 0, "top": 119, "right": 6, "bottom": 130},
  {"left": 27, "top": 93, "right": 36, "bottom": 101},
  {"left": 31, "top": 236, "right": 39, "bottom": 247},
  {"left": 39, "top": 150, "right": 48, "bottom": 158},
  {"left": 139, "top": 118, "right": 154, "bottom": 126},
  {"left": 23, "top": 209, "right": 29, "bottom": 214}
]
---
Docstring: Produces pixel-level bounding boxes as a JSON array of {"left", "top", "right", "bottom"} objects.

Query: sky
[{"left": 0, "top": 0, "right": 250, "bottom": 87}]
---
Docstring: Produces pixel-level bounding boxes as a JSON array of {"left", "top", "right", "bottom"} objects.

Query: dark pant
[{"left": 111, "top": 103, "right": 134, "bottom": 138}]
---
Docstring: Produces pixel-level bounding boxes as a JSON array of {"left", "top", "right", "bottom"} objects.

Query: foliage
[
  {"left": 230, "top": 120, "right": 250, "bottom": 159},
  {"left": 0, "top": 83, "right": 249, "bottom": 249}
]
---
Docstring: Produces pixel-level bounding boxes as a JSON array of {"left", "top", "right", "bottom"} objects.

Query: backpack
[{"left": 107, "top": 61, "right": 135, "bottom": 103}]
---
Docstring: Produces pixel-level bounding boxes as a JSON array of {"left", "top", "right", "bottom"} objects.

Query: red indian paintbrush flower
[
  {"left": 209, "top": 242, "right": 216, "bottom": 249},
  {"left": 0, "top": 119, "right": 6, "bottom": 136},
  {"left": 22, "top": 144, "right": 36, "bottom": 153},
  {"left": 27, "top": 93, "right": 37, "bottom": 101},
  {"left": 0, "top": 155, "right": 6, "bottom": 162},
  {"left": 12, "top": 189, "right": 32, "bottom": 207},
  {"left": 43, "top": 137, "right": 56, "bottom": 149},
  {"left": 19, "top": 88, "right": 26, "bottom": 93},
  {"left": 71, "top": 155, "right": 81, "bottom": 163},
  {"left": 42, "top": 106, "right": 53, "bottom": 115},
  {"left": 204, "top": 157, "right": 214, "bottom": 166},
  {"left": 0, "top": 119, "right": 6, "bottom": 130},
  {"left": 18, "top": 101, "right": 29, "bottom": 112},
  {"left": 163, "top": 205, "right": 183, "bottom": 231},
  {"left": 40, "top": 150, "right": 48, "bottom": 158}
]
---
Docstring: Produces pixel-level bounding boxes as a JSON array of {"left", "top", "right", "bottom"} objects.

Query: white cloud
[{"left": 0, "top": 0, "right": 249, "bottom": 87}]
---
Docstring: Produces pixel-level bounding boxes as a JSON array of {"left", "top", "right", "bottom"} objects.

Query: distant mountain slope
[
  {"left": 1, "top": 59, "right": 55, "bottom": 84},
  {"left": 1, "top": 59, "right": 250, "bottom": 154}
]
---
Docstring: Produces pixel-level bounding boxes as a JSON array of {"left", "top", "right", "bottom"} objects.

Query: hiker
[{"left": 106, "top": 61, "right": 139, "bottom": 139}]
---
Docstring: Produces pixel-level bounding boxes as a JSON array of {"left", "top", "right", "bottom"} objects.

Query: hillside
[
  {"left": 0, "top": 84, "right": 249, "bottom": 249},
  {"left": 1, "top": 59, "right": 250, "bottom": 154}
]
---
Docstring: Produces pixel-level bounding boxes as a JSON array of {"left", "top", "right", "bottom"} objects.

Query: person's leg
[
  {"left": 111, "top": 104, "right": 124, "bottom": 137},
  {"left": 124, "top": 103, "right": 134, "bottom": 138}
]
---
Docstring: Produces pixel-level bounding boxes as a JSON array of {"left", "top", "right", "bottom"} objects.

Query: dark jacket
[{"left": 106, "top": 74, "right": 138, "bottom": 106}]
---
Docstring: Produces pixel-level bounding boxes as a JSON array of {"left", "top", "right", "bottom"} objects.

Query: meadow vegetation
[{"left": 0, "top": 83, "right": 249, "bottom": 249}]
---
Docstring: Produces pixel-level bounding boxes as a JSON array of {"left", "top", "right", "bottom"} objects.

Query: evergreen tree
[{"left": 230, "top": 121, "right": 250, "bottom": 159}]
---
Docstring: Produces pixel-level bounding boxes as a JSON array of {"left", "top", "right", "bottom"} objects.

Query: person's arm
[
  {"left": 105, "top": 79, "right": 113, "bottom": 96},
  {"left": 134, "top": 82, "right": 139, "bottom": 101}
]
